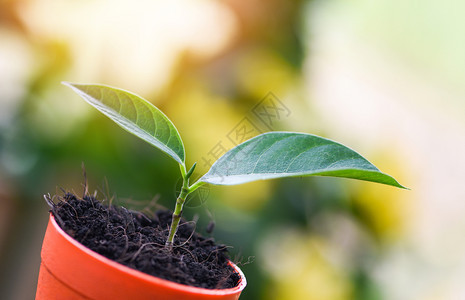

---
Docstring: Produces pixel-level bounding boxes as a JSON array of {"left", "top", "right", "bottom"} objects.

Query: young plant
[{"left": 63, "top": 82, "right": 406, "bottom": 249}]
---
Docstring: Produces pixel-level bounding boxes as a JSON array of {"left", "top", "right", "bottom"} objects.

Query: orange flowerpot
[{"left": 36, "top": 214, "right": 246, "bottom": 300}]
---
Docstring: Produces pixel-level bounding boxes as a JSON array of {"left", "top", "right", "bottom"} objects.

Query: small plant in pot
[{"left": 36, "top": 83, "right": 406, "bottom": 300}]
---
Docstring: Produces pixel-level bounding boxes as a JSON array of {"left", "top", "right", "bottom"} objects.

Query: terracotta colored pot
[{"left": 36, "top": 214, "right": 246, "bottom": 300}]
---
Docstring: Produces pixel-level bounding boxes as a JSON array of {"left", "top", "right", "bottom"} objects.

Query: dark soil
[{"left": 48, "top": 192, "right": 240, "bottom": 289}]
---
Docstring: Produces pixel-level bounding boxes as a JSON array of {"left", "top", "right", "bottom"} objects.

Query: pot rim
[{"left": 49, "top": 213, "right": 247, "bottom": 296}]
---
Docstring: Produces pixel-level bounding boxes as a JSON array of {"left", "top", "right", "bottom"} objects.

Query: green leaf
[
  {"left": 200, "top": 132, "right": 405, "bottom": 188},
  {"left": 63, "top": 82, "right": 185, "bottom": 165}
]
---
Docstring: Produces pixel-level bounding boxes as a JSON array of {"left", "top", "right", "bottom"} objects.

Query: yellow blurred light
[
  {"left": 214, "top": 180, "right": 272, "bottom": 212},
  {"left": 162, "top": 77, "right": 241, "bottom": 173},
  {"left": 351, "top": 150, "right": 411, "bottom": 242},
  {"left": 19, "top": 0, "right": 238, "bottom": 95},
  {"left": 260, "top": 228, "right": 353, "bottom": 300},
  {"left": 235, "top": 47, "right": 297, "bottom": 99}
]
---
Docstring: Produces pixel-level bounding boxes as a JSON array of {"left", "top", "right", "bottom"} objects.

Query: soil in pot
[{"left": 47, "top": 192, "right": 240, "bottom": 290}]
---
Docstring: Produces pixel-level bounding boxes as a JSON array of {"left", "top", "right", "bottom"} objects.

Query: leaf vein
[
  {"left": 251, "top": 134, "right": 295, "bottom": 174},
  {"left": 284, "top": 144, "right": 329, "bottom": 172}
]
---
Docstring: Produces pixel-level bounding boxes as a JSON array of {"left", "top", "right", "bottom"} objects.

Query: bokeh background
[{"left": 1, "top": 0, "right": 465, "bottom": 299}]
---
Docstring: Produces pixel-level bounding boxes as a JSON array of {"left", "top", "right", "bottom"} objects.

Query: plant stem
[
  {"left": 165, "top": 164, "right": 190, "bottom": 249},
  {"left": 165, "top": 165, "right": 208, "bottom": 250},
  {"left": 188, "top": 180, "right": 206, "bottom": 194},
  {"left": 165, "top": 187, "right": 189, "bottom": 249}
]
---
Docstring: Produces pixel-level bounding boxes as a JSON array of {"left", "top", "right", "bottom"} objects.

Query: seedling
[{"left": 63, "top": 82, "right": 406, "bottom": 249}]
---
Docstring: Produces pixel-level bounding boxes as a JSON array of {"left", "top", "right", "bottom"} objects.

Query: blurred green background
[{"left": 1, "top": 0, "right": 465, "bottom": 299}]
